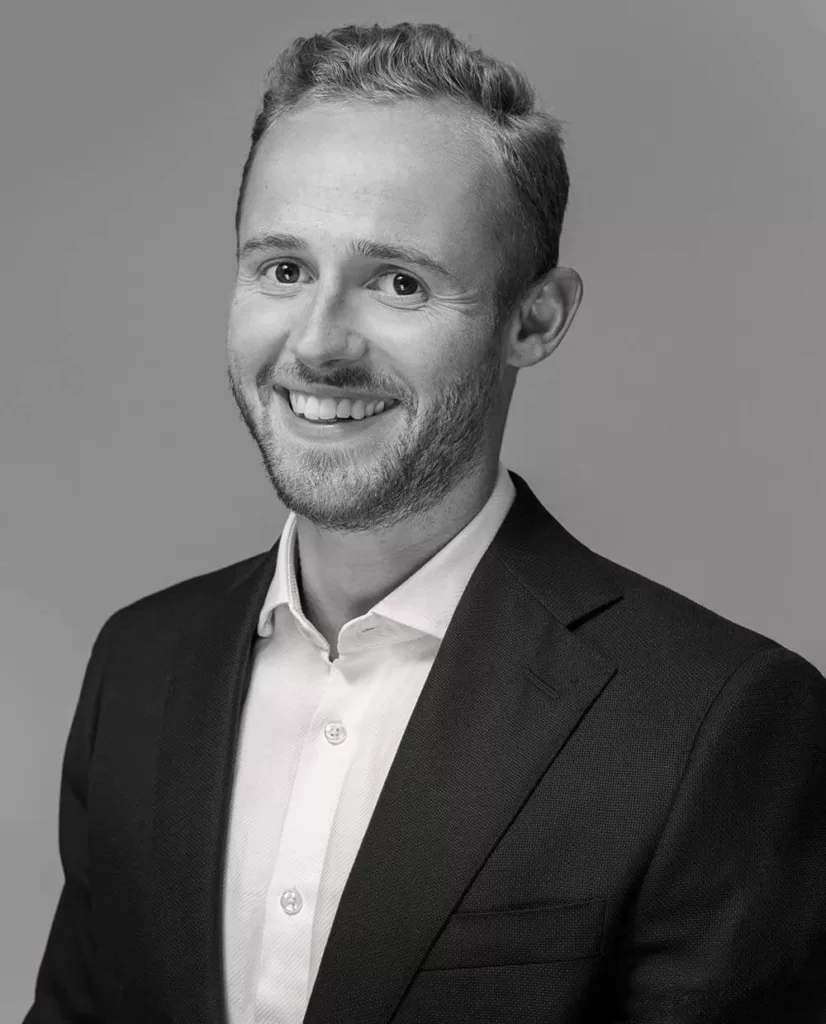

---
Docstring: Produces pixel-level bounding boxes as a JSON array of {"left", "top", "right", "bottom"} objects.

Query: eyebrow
[{"left": 237, "top": 232, "right": 461, "bottom": 285}]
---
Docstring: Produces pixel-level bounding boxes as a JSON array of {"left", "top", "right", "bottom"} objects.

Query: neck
[{"left": 295, "top": 461, "right": 500, "bottom": 645}]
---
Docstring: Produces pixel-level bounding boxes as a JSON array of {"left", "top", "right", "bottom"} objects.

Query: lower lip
[{"left": 275, "top": 390, "right": 402, "bottom": 440}]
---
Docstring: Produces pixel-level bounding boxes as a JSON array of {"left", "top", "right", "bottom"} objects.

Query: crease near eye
[{"left": 258, "top": 259, "right": 427, "bottom": 303}]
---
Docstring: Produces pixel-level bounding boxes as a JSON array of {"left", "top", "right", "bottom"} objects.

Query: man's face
[{"left": 228, "top": 98, "right": 517, "bottom": 532}]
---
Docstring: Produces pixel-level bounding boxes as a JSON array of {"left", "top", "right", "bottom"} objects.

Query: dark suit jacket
[{"left": 25, "top": 471, "right": 826, "bottom": 1024}]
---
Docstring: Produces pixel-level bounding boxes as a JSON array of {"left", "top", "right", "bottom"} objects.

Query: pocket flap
[{"left": 420, "top": 897, "right": 605, "bottom": 971}]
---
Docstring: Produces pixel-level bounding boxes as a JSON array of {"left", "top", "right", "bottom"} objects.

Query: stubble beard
[{"left": 227, "top": 341, "right": 505, "bottom": 533}]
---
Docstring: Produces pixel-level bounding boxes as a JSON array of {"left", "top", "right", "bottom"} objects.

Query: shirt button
[
  {"left": 280, "top": 888, "right": 303, "bottom": 915},
  {"left": 324, "top": 721, "right": 347, "bottom": 745}
]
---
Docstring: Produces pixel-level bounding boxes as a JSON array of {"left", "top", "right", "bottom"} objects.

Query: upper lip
[{"left": 275, "top": 383, "right": 399, "bottom": 404}]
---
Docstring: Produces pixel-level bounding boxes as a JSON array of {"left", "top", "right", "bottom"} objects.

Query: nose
[{"left": 285, "top": 287, "right": 365, "bottom": 368}]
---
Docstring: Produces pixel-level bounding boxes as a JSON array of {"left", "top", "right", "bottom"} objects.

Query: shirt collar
[{"left": 257, "top": 461, "right": 516, "bottom": 641}]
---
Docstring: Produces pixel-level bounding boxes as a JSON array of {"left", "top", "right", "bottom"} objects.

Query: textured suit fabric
[{"left": 23, "top": 470, "right": 826, "bottom": 1023}]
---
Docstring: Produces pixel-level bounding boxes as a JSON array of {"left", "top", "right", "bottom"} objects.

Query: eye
[
  {"left": 261, "top": 260, "right": 308, "bottom": 286},
  {"left": 373, "top": 271, "right": 425, "bottom": 300}
]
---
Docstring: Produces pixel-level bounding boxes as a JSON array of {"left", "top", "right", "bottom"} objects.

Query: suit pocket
[{"left": 419, "top": 897, "right": 605, "bottom": 971}]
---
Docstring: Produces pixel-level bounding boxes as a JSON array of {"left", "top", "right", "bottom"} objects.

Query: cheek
[
  {"left": 228, "top": 292, "right": 288, "bottom": 370},
  {"left": 428, "top": 318, "right": 491, "bottom": 381}
]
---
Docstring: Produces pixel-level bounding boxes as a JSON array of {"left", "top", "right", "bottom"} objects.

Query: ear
[{"left": 505, "top": 267, "right": 583, "bottom": 369}]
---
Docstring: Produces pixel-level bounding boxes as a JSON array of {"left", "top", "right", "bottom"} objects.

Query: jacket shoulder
[
  {"left": 577, "top": 544, "right": 799, "bottom": 678},
  {"left": 101, "top": 549, "right": 274, "bottom": 639}
]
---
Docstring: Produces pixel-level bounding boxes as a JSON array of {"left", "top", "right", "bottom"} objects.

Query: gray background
[{"left": 2, "top": 0, "right": 824, "bottom": 1016}]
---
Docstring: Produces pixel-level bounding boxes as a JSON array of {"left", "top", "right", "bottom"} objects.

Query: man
[{"left": 25, "top": 21, "right": 826, "bottom": 1024}]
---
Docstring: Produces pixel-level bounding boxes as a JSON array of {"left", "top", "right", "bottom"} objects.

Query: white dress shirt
[{"left": 222, "top": 461, "right": 516, "bottom": 1024}]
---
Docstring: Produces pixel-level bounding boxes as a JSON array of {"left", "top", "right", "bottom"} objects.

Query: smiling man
[{"left": 25, "top": 21, "right": 826, "bottom": 1024}]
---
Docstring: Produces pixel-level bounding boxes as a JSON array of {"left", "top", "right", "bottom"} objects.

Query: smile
[
  {"left": 288, "top": 389, "right": 400, "bottom": 423},
  {"left": 274, "top": 387, "right": 402, "bottom": 439}
]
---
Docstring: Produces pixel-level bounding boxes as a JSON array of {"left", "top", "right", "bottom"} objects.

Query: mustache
[{"left": 255, "top": 363, "right": 401, "bottom": 400}]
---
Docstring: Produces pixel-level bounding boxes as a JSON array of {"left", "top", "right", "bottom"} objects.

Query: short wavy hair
[{"left": 235, "top": 22, "right": 570, "bottom": 314}]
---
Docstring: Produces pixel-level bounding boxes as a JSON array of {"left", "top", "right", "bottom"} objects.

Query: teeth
[
  {"left": 317, "top": 397, "right": 337, "bottom": 420},
  {"left": 288, "top": 391, "right": 395, "bottom": 422}
]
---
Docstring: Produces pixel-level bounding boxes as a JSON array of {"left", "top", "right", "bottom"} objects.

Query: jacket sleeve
[
  {"left": 22, "top": 615, "right": 118, "bottom": 1023},
  {"left": 612, "top": 644, "right": 826, "bottom": 1023}
]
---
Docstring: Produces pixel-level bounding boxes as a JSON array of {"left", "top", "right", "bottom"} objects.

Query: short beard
[{"left": 227, "top": 337, "right": 505, "bottom": 534}]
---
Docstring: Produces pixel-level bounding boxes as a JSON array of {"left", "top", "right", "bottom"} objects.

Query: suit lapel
[
  {"left": 148, "top": 471, "right": 624, "bottom": 1024},
  {"left": 303, "top": 473, "right": 622, "bottom": 1024},
  {"left": 148, "top": 545, "right": 280, "bottom": 1024}
]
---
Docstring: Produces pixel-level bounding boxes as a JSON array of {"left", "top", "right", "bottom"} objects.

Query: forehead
[{"left": 240, "top": 99, "right": 506, "bottom": 273}]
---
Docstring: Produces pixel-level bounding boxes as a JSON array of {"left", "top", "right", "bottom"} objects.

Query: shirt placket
[{"left": 252, "top": 655, "right": 375, "bottom": 1022}]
